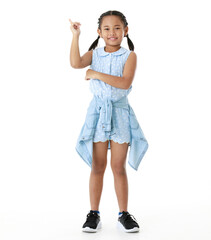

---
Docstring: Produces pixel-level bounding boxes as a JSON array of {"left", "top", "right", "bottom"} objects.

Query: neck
[{"left": 104, "top": 45, "right": 121, "bottom": 53}]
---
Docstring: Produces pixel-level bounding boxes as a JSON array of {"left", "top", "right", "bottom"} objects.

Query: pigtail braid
[
  {"left": 126, "top": 34, "right": 134, "bottom": 51},
  {"left": 88, "top": 35, "right": 100, "bottom": 51}
]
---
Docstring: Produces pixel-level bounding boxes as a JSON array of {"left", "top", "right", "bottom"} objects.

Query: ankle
[
  {"left": 119, "top": 210, "right": 128, "bottom": 213},
  {"left": 91, "top": 210, "right": 100, "bottom": 214}
]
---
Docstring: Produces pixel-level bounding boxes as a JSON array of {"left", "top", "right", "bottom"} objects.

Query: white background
[{"left": 0, "top": 0, "right": 211, "bottom": 239}]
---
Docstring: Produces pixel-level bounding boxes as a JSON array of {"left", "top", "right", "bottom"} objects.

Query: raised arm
[{"left": 69, "top": 19, "right": 92, "bottom": 69}]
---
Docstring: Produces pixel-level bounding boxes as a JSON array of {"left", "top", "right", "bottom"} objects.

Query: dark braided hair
[{"left": 88, "top": 10, "right": 134, "bottom": 51}]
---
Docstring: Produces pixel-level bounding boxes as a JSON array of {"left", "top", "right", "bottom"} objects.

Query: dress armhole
[{"left": 90, "top": 49, "right": 95, "bottom": 69}]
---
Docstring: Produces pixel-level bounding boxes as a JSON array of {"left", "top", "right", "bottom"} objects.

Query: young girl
[{"left": 69, "top": 10, "right": 148, "bottom": 233}]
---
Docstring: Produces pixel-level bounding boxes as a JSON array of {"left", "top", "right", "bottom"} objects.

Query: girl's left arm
[{"left": 85, "top": 52, "right": 137, "bottom": 90}]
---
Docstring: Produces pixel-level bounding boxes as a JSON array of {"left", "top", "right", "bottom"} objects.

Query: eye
[{"left": 104, "top": 28, "right": 120, "bottom": 30}]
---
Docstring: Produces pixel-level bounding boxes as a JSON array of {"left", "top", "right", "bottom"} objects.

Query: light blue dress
[
  {"left": 75, "top": 46, "right": 149, "bottom": 171},
  {"left": 89, "top": 46, "right": 132, "bottom": 148}
]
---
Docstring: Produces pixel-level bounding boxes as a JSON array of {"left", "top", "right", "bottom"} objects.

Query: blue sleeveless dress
[
  {"left": 89, "top": 46, "right": 132, "bottom": 147},
  {"left": 75, "top": 46, "right": 149, "bottom": 170}
]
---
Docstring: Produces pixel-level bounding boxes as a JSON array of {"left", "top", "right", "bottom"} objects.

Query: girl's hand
[
  {"left": 85, "top": 69, "right": 95, "bottom": 80},
  {"left": 69, "top": 18, "right": 81, "bottom": 36}
]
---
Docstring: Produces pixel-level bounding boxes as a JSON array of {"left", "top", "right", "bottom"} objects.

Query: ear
[
  {"left": 124, "top": 26, "right": 129, "bottom": 37},
  {"left": 97, "top": 28, "right": 101, "bottom": 38}
]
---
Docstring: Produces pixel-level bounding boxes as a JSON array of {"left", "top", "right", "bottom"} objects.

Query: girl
[{"left": 69, "top": 10, "right": 148, "bottom": 233}]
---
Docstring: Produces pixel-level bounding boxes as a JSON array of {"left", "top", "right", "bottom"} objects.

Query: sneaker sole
[
  {"left": 117, "top": 221, "right": 139, "bottom": 233},
  {"left": 82, "top": 221, "right": 102, "bottom": 233}
]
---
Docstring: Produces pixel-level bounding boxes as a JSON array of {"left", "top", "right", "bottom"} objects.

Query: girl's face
[{"left": 97, "top": 15, "right": 128, "bottom": 48}]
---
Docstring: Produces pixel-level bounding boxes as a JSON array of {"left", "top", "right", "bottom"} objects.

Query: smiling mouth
[{"left": 108, "top": 37, "right": 118, "bottom": 41}]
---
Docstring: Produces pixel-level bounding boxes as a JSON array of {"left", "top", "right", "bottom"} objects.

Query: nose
[
  {"left": 109, "top": 29, "right": 115, "bottom": 35},
  {"left": 109, "top": 32, "right": 115, "bottom": 37}
]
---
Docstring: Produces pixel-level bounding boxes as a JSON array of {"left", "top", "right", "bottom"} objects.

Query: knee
[
  {"left": 91, "top": 160, "right": 107, "bottom": 174},
  {"left": 111, "top": 161, "right": 126, "bottom": 175}
]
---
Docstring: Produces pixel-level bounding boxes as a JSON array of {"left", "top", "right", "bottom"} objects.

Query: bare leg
[
  {"left": 89, "top": 140, "right": 109, "bottom": 210},
  {"left": 110, "top": 140, "right": 129, "bottom": 212}
]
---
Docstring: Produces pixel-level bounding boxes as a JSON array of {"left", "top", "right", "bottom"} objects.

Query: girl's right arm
[{"left": 69, "top": 19, "right": 92, "bottom": 69}]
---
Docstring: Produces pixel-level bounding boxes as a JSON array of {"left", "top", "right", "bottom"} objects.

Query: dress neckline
[
  {"left": 98, "top": 46, "right": 128, "bottom": 56},
  {"left": 103, "top": 46, "right": 122, "bottom": 54}
]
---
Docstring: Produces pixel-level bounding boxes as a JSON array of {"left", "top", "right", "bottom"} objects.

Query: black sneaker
[
  {"left": 117, "top": 211, "right": 140, "bottom": 232},
  {"left": 82, "top": 210, "right": 102, "bottom": 232}
]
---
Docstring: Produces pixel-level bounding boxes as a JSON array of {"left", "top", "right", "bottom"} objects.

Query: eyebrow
[{"left": 103, "top": 25, "right": 121, "bottom": 27}]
